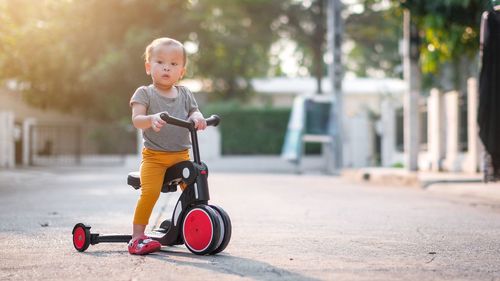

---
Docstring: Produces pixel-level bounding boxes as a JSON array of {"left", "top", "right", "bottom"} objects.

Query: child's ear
[
  {"left": 145, "top": 62, "right": 151, "bottom": 75},
  {"left": 180, "top": 67, "right": 186, "bottom": 79}
]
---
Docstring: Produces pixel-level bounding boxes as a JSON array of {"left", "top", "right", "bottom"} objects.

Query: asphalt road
[{"left": 0, "top": 166, "right": 499, "bottom": 281}]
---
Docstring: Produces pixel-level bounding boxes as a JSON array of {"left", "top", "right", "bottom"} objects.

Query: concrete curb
[
  {"left": 341, "top": 168, "right": 487, "bottom": 188},
  {"left": 341, "top": 167, "right": 500, "bottom": 205},
  {"left": 342, "top": 168, "right": 420, "bottom": 187}
]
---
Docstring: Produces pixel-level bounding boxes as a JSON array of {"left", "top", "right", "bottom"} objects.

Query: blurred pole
[
  {"left": 327, "top": 0, "right": 343, "bottom": 173},
  {"left": 76, "top": 125, "right": 82, "bottom": 165},
  {"left": 403, "top": 9, "right": 420, "bottom": 171},
  {"left": 0, "top": 111, "right": 15, "bottom": 168},
  {"left": 22, "top": 118, "right": 36, "bottom": 166}
]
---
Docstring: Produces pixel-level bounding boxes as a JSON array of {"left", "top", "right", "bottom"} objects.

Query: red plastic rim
[
  {"left": 183, "top": 209, "right": 213, "bottom": 252},
  {"left": 73, "top": 227, "right": 86, "bottom": 249}
]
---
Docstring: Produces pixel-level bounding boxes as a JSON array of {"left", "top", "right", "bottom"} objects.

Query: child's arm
[
  {"left": 131, "top": 103, "right": 165, "bottom": 132},
  {"left": 188, "top": 110, "right": 207, "bottom": 130}
]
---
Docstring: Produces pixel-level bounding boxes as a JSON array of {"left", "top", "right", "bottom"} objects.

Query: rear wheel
[
  {"left": 209, "top": 205, "right": 232, "bottom": 255},
  {"left": 159, "top": 219, "right": 171, "bottom": 233},
  {"left": 182, "top": 205, "right": 221, "bottom": 255},
  {"left": 72, "top": 223, "right": 91, "bottom": 252}
]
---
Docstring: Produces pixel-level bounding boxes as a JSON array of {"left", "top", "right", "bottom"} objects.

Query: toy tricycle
[{"left": 72, "top": 113, "right": 231, "bottom": 255}]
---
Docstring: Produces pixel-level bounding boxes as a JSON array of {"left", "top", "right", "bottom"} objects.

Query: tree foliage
[
  {"left": 4, "top": 0, "right": 486, "bottom": 120},
  {"left": 0, "top": 0, "right": 281, "bottom": 120},
  {"left": 345, "top": 0, "right": 403, "bottom": 78},
  {"left": 187, "top": 0, "right": 282, "bottom": 100},
  {"left": 276, "top": 0, "right": 404, "bottom": 81},
  {"left": 399, "top": 0, "right": 488, "bottom": 89},
  {"left": 274, "top": 0, "right": 327, "bottom": 92}
]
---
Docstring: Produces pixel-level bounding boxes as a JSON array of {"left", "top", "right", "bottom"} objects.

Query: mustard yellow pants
[{"left": 133, "top": 148, "right": 190, "bottom": 225}]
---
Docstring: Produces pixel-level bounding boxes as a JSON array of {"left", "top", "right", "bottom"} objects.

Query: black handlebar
[
  {"left": 205, "top": 115, "right": 221, "bottom": 127},
  {"left": 160, "top": 113, "right": 220, "bottom": 130}
]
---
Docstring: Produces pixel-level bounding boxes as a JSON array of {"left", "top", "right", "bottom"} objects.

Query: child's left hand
[{"left": 189, "top": 114, "right": 207, "bottom": 130}]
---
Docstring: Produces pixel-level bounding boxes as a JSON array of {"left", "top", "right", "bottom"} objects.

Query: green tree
[
  {"left": 0, "top": 0, "right": 286, "bottom": 119},
  {"left": 274, "top": 0, "right": 403, "bottom": 84},
  {"left": 1, "top": 0, "right": 182, "bottom": 119},
  {"left": 187, "top": 0, "right": 282, "bottom": 100},
  {"left": 275, "top": 0, "right": 327, "bottom": 93},
  {"left": 345, "top": 0, "right": 403, "bottom": 78},
  {"left": 399, "top": 0, "right": 487, "bottom": 90}
]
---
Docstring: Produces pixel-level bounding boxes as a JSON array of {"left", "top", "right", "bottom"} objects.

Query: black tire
[
  {"left": 159, "top": 219, "right": 171, "bottom": 233},
  {"left": 72, "top": 223, "right": 91, "bottom": 252},
  {"left": 182, "top": 205, "right": 221, "bottom": 255},
  {"left": 209, "top": 205, "right": 232, "bottom": 255},
  {"left": 210, "top": 208, "right": 225, "bottom": 252}
]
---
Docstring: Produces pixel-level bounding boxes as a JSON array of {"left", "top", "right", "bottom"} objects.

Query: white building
[
  {"left": 251, "top": 76, "right": 480, "bottom": 172},
  {"left": 252, "top": 77, "right": 406, "bottom": 168}
]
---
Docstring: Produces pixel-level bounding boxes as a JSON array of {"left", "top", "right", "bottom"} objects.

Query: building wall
[
  {"left": 0, "top": 88, "right": 137, "bottom": 167},
  {"left": 251, "top": 76, "right": 481, "bottom": 172},
  {"left": 251, "top": 77, "right": 406, "bottom": 168}
]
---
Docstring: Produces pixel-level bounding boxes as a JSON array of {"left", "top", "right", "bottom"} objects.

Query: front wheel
[
  {"left": 72, "top": 223, "right": 91, "bottom": 252},
  {"left": 182, "top": 205, "right": 221, "bottom": 255}
]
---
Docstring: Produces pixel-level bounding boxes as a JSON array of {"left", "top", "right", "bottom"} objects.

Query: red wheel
[
  {"left": 182, "top": 205, "right": 221, "bottom": 255},
  {"left": 72, "top": 223, "right": 91, "bottom": 252}
]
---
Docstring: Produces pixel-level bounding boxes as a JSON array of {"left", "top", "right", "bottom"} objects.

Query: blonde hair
[{"left": 144, "top": 37, "right": 187, "bottom": 66}]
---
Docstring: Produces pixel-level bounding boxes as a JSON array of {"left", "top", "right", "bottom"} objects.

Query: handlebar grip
[{"left": 206, "top": 115, "right": 220, "bottom": 127}]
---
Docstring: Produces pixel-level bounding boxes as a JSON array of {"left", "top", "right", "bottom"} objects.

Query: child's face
[{"left": 145, "top": 44, "right": 186, "bottom": 89}]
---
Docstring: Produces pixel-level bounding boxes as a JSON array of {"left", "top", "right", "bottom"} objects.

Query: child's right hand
[{"left": 150, "top": 113, "right": 167, "bottom": 132}]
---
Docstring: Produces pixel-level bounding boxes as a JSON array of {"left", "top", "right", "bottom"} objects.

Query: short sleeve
[
  {"left": 130, "top": 86, "right": 149, "bottom": 108},
  {"left": 182, "top": 86, "right": 199, "bottom": 114}
]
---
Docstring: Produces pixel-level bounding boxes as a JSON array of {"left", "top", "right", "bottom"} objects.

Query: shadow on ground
[
  {"left": 153, "top": 249, "right": 320, "bottom": 281},
  {"left": 84, "top": 248, "right": 320, "bottom": 281}
]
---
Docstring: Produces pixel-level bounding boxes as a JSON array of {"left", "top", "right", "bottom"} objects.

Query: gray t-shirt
[{"left": 130, "top": 84, "right": 199, "bottom": 152}]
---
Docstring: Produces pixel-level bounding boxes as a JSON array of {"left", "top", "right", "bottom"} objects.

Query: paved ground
[{"left": 0, "top": 162, "right": 500, "bottom": 281}]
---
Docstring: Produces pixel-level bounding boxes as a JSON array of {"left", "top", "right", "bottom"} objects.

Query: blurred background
[{"left": 0, "top": 0, "right": 490, "bottom": 174}]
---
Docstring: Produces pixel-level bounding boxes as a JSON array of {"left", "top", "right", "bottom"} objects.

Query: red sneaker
[{"left": 128, "top": 235, "right": 161, "bottom": 255}]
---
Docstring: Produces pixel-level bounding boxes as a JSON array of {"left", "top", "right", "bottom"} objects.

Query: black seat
[
  {"left": 127, "top": 171, "right": 178, "bottom": 193},
  {"left": 127, "top": 172, "right": 141, "bottom": 190},
  {"left": 127, "top": 160, "right": 196, "bottom": 193}
]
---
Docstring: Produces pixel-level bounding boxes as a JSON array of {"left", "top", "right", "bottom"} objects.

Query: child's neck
[{"left": 154, "top": 84, "right": 177, "bottom": 98}]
